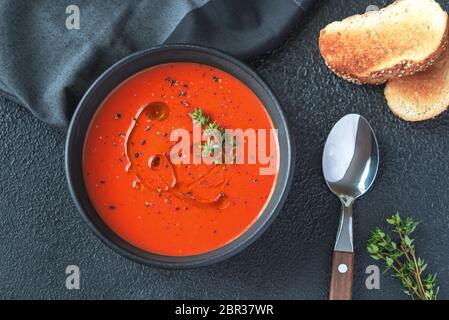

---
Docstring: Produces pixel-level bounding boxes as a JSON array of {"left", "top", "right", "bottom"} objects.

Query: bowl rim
[{"left": 65, "top": 44, "right": 295, "bottom": 268}]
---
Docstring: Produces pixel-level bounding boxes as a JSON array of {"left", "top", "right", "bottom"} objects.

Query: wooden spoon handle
[{"left": 329, "top": 251, "right": 354, "bottom": 300}]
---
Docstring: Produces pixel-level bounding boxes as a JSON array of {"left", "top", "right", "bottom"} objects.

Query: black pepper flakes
[
  {"left": 140, "top": 140, "right": 146, "bottom": 146},
  {"left": 165, "top": 76, "right": 177, "bottom": 87},
  {"left": 212, "top": 76, "right": 220, "bottom": 82},
  {"left": 134, "top": 152, "right": 141, "bottom": 158},
  {"left": 179, "top": 91, "right": 187, "bottom": 97},
  {"left": 114, "top": 112, "right": 122, "bottom": 120}
]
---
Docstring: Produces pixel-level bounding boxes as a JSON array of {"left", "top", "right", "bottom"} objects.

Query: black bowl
[{"left": 66, "top": 44, "right": 295, "bottom": 268}]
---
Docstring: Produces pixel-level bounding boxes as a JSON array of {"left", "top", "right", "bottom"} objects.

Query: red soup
[{"left": 83, "top": 63, "right": 278, "bottom": 256}]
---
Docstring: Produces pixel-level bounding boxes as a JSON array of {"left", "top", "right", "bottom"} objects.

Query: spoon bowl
[{"left": 323, "top": 114, "right": 379, "bottom": 204}]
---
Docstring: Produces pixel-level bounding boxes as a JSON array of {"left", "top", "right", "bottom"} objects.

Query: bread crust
[
  {"left": 386, "top": 99, "right": 449, "bottom": 122},
  {"left": 319, "top": 0, "right": 449, "bottom": 85},
  {"left": 385, "top": 44, "right": 449, "bottom": 121}
]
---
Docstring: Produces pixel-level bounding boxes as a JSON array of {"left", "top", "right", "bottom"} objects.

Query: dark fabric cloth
[{"left": 0, "top": 0, "right": 313, "bottom": 128}]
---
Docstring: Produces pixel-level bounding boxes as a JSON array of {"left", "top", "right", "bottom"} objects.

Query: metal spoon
[{"left": 322, "top": 114, "right": 379, "bottom": 300}]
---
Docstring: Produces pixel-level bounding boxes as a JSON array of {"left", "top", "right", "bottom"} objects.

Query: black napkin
[{"left": 0, "top": 0, "right": 313, "bottom": 128}]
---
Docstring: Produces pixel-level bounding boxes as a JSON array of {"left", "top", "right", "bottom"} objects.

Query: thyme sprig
[
  {"left": 367, "top": 213, "right": 439, "bottom": 300},
  {"left": 189, "top": 107, "right": 209, "bottom": 126},
  {"left": 189, "top": 108, "right": 236, "bottom": 158}
]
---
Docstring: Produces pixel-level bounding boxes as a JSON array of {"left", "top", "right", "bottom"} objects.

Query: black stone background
[{"left": 1, "top": 0, "right": 449, "bottom": 299}]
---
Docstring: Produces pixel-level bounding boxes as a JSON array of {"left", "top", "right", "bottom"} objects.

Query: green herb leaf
[
  {"left": 404, "top": 235, "right": 412, "bottom": 247},
  {"left": 189, "top": 107, "right": 236, "bottom": 161},
  {"left": 367, "top": 213, "right": 439, "bottom": 300}
]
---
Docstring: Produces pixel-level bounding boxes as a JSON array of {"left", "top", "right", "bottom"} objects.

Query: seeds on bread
[{"left": 319, "top": 0, "right": 449, "bottom": 85}]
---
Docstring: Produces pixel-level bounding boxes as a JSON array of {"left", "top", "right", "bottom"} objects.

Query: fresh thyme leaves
[
  {"left": 189, "top": 107, "right": 209, "bottom": 126},
  {"left": 188, "top": 107, "right": 236, "bottom": 159},
  {"left": 205, "top": 121, "right": 220, "bottom": 131},
  {"left": 367, "top": 213, "right": 439, "bottom": 300}
]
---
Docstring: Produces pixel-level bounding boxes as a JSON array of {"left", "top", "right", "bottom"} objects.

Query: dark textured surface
[{"left": 1, "top": 0, "right": 449, "bottom": 299}]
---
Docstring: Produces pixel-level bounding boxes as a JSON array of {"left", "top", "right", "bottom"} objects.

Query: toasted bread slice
[
  {"left": 319, "top": 0, "right": 449, "bottom": 85},
  {"left": 385, "top": 46, "right": 449, "bottom": 121}
]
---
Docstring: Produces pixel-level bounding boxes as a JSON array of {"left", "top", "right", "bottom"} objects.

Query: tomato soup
[{"left": 83, "top": 63, "right": 278, "bottom": 256}]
